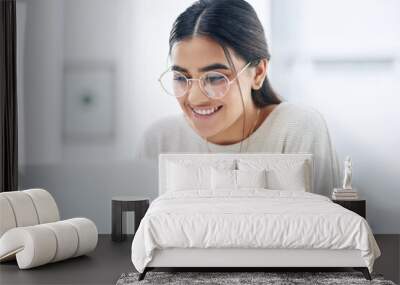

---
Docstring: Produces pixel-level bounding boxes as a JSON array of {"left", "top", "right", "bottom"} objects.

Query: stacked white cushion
[
  {"left": 211, "top": 168, "right": 268, "bottom": 190},
  {"left": 167, "top": 162, "right": 211, "bottom": 191},
  {"left": 0, "top": 218, "right": 97, "bottom": 269},
  {"left": 63, "top": 218, "right": 98, "bottom": 257},
  {"left": 41, "top": 220, "right": 79, "bottom": 262},
  {"left": 1, "top": 191, "right": 40, "bottom": 227},
  {"left": 0, "top": 189, "right": 98, "bottom": 269},
  {"left": 0, "top": 225, "right": 57, "bottom": 267},
  {"left": 236, "top": 169, "right": 268, "bottom": 188},
  {"left": 237, "top": 158, "right": 311, "bottom": 191},
  {"left": 266, "top": 165, "right": 307, "bottom": 191},
  {"left": 211, "top": 168, "right": 236, "bottom": 189},
  {"left": 24, "top": 188, "right": 60, "bottom": 223},
  {"left": 166, "top": 160, "right": 235, "bottom": 191},
  {"left": 164, "top": 156, "right": 310, "bottom": 192},
  {"left": 0, "top": 195, "right": 17, "bottom": 237},
  {"left": 0, "top": 189, "right": 60, "bottom": 237}
]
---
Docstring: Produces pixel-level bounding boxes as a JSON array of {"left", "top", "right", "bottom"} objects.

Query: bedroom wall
[
  {"left": 269, "top": 0, "right": 400, "bottom": 234},
  {"left": 17, "top": 0, "right": 399, "bottom": 234}
]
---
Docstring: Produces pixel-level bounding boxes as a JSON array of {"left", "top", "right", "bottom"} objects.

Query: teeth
[{"left": 193, "top": 106, "right": 220, "bottom": 115}]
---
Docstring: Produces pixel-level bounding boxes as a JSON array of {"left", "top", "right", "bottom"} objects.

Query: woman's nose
[{"left": 187, "top": 80, "right": 209, "bottom": 103}]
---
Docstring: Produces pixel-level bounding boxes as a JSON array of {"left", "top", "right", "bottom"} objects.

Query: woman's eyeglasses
[{"left": 158, "top": 62, "right": 252, "bottom": 99}]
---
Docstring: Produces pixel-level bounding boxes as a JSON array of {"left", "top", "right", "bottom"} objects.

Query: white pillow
[
  {"left": 211, "top": 168, "right": 268, "bottom": 190},
  {"left": 167, "top": 162, "right": 211, "bottom": 191},
  {"left": 211, "top": 168, "right": 236, "bottom": 190},
  {"left": 237, "top": 159, "right": 309, "bottom": 192},
  {"left": 266, "top": 163, "right": 307, "bottom": 191},
  {"left": 236, "top": 169, "right": 268, "bottom": 188}
]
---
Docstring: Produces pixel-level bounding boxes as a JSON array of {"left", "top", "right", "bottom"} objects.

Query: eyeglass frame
[{"left": 158, "top": 61, "right": 253, "bottom": 99}]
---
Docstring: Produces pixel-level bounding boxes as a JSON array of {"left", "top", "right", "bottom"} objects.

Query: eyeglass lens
[{"left": 160, "top": 71, "right": 229, "bottom": 98}]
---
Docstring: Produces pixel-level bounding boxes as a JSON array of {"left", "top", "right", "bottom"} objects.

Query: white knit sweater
[{"left": 135, "top": 101, "right": 342, "bottom": 197}]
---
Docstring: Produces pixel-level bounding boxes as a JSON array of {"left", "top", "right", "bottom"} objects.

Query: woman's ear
[{"left": 251, "top": 59, "right": 268, "bottom": 90}]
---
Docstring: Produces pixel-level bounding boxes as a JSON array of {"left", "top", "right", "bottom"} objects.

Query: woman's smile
[{"left": 190, "top": 105, "right": 223, "bottom": 120}]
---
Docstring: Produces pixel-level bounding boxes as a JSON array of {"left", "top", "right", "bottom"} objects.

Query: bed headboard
[{"left": 158, "top": 153, "right": 314, "bottom": 195}]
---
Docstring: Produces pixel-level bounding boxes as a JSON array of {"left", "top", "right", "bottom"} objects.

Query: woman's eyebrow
[{"left": 171, "top": 63, "right": 230, "bottom": 73}]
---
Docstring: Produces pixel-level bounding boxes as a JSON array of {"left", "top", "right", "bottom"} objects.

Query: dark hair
[{"left": 168, "top": 0, "right": 283, "bottom": 108}]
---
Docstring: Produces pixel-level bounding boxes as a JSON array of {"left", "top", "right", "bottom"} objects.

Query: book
[
  {"left": 333, "top": 192, "right": 358, "bottom": 196},
  {"left": 333, "top": 188, "right": 358, "bottom": 193},
  {"left": 332, "top": 193, "right": 359, "bottom": 200},
  {"left": 332, "top": 196, "right": 360, "bottom": 200}
]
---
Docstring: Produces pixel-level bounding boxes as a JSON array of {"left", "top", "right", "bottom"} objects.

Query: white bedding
[{"left": 131, "top": 189, "right": 381, "bottom": 273}]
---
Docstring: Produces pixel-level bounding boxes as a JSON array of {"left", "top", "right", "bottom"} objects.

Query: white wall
[
  {"left": 270, "top": 0, "right": 400, "bottom": 233},
  {"left": 18, "top": 0, "right": 398, "bottom": 234}
]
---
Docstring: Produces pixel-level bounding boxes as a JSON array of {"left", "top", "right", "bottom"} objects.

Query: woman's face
[{"left": 170, "top": 36, "right": 257, "bottom": 141}]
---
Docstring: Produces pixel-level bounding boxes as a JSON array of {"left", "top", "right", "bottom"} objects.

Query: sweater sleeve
[
  {"left": 134, "top": 123, "right": 162, "bottom": 162},
  {"left": 134, "top": 114, "right": 188, "bottom": 162},
  {"left": 284, "top": 108, "right": 341, "bottom": 197}
]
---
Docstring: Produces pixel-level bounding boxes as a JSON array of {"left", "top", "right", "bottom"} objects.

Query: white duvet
[{"left": 131, "top": 189, "right": 381, "bottom": 273}]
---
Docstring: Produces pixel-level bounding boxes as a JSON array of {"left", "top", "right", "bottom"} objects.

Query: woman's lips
[{"left": 190, "top": 105, "right": 223, "bottom": 119}]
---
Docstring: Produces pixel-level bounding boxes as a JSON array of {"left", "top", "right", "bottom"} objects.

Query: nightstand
[
  {"left": 332, "top": 199, "right": 366, "bottom": 219},
  {"left": 111, "top": 196, "right": 150, "bottom": 242}
]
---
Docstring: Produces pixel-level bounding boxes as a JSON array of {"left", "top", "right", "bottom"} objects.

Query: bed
[{"left": 131, "top": 153, "right": 381, "bottom": 281}]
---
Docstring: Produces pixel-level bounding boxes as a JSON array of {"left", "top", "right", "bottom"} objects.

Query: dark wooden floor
[{"left": 0, "top": 234, "right": 398, "bottom": 285}]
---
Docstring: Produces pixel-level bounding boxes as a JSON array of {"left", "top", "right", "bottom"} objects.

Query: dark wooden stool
[{"left": 112, "top": 196, "right": 149, "bottom": 242}]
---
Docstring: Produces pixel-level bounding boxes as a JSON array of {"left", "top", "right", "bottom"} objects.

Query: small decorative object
[
  {"left": 342, "top": 155, "right": 353, "bottom": 190},
  {"left": 332, "top": 155, "right": 358, "bottom": 200}
]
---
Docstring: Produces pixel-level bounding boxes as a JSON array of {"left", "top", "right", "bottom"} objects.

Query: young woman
[{"left": 136, "top": 0, "right": 341, "bottom": 197}]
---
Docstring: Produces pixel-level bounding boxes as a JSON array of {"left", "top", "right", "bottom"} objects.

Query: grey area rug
[{"left": 116, "top": 271, "right": 396, "bottom": 285}]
